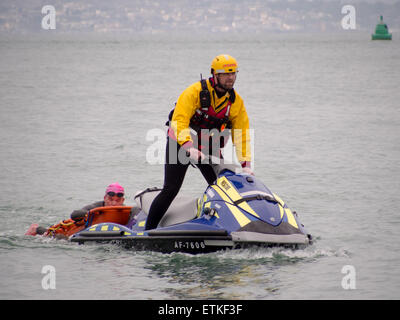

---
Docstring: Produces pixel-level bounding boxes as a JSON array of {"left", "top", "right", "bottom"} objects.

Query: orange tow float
[{"left": 41, "top": 206, "right": 133, "bottom": 239}]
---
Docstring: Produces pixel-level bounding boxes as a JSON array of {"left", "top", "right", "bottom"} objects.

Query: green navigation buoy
[{"left": 372, "top": 15, "right": 392, "bottom": 40}]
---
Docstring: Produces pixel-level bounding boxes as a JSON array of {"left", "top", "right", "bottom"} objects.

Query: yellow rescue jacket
[{"left": 169, "top": 78, "right": 251, "bottom": 166}]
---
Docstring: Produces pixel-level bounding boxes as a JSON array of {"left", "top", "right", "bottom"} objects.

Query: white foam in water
[{"left": 205, "top": 244, "right": 352, "bottom": 263}]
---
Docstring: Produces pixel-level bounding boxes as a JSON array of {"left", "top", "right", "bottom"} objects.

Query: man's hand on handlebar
[{"left": 187, "top": 147, "right": 206, "bottom": 162}]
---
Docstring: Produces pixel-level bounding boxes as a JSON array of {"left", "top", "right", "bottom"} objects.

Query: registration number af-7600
[{"left": 174, "top": 241, "right": 206, "bottom": 250}]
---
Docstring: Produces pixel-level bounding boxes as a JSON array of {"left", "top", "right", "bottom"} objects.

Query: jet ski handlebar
[{"left": 234, "top": 193, "right": 278, "bottom": 205}]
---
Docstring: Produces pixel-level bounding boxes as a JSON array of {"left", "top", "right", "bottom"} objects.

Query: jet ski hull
[
  {"left": 71, "top": 228, "right": 233, "bottom": 253},
  {"left": 71, "top": 223, "right": 311, "bottom": 254}
]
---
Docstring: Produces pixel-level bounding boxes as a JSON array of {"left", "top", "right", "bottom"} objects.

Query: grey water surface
[{"left": 0, "top": 32, "right": 399, "bottom": 299}]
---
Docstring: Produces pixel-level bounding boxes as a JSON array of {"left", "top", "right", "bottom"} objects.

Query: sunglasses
[{"left": 107, "top": 191, "right": 124, "bottom": 198}]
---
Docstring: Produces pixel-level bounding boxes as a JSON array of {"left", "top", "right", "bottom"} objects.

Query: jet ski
[{"left": 70, "top": 160, "right": 312, "bottom": 254}]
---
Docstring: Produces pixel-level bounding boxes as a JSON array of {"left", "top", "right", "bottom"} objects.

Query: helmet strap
[{"left": 213, "top": 73, "right": 229, "bottom": 96}]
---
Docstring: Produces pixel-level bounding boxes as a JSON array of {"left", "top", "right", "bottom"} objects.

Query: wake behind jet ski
[{"left": 71, "top": 159, "right": 312, "bottom": 254}]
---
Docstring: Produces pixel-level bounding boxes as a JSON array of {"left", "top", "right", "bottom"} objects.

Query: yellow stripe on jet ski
[
  {"left": 216, "top": 176, "right": 260, "bottom": 218},
  {"left": 212, "top": 185, "right": 251, "bottom": 227},
  {"left": 278, "top": 203, "right": 284, "bottom": 219},
  {"left": 101, "top": 225, "right": 108, "bottom": 231},
  {"left": 138, "top": 220, "right": 145, "bottom": 227},
  {"left": 273, "top": 193, "right": 285, "bottom": 219},
  {"left": 273, "top": 193, "right": 298, "bottom": 229},
  {"left": 196, "top": 197, "right": 203, "bottom": 217},
  {"left": 273, "top": 193, "right": 285, "bottom": 207},
  {"left": 284, "top": 208, "right": 299, "bottom": 229}
]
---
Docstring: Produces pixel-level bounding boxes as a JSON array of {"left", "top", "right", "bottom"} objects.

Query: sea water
[{"left": 0, "top": 32, "right": 399, "bottom": 300}]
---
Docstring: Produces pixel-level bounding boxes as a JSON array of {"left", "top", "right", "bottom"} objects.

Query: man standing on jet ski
[{"left": 145, "top": 54, "right": 253, "bottom": 230}]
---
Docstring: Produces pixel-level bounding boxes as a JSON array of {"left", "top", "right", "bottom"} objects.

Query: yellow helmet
[{"left": 211, "top": 54, "right": 238, "bottom": 75}]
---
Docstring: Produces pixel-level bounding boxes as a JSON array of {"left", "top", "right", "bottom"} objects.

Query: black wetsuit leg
[
  {"left": 144, "top": 160, "right": 189, "bottom": 230},
  {"left": 197, "top": 163, "right": 217, "bottom": 185},
  {"left": 144, "top": 138, "right": 217, "bottom": 230}
]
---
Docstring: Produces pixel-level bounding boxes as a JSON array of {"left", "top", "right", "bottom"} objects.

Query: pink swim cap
[
  {"left": 25, "top": 223, "right": 39, "bottom": 236},
  {"left": 105, "top": 182, "right": 124, "bottom": 194}
]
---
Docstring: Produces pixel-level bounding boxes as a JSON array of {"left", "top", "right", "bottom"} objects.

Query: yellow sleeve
[
  {"left": 229, "top": 93, "right": 252, "bottom": 164},
  {"left": 170, "top": 82, "right": 201, "bottom": 147}
]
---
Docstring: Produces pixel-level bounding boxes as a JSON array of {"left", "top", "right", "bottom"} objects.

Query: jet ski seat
[{"left": 134, "top": 188, "right": 199, "bottom": 227}]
